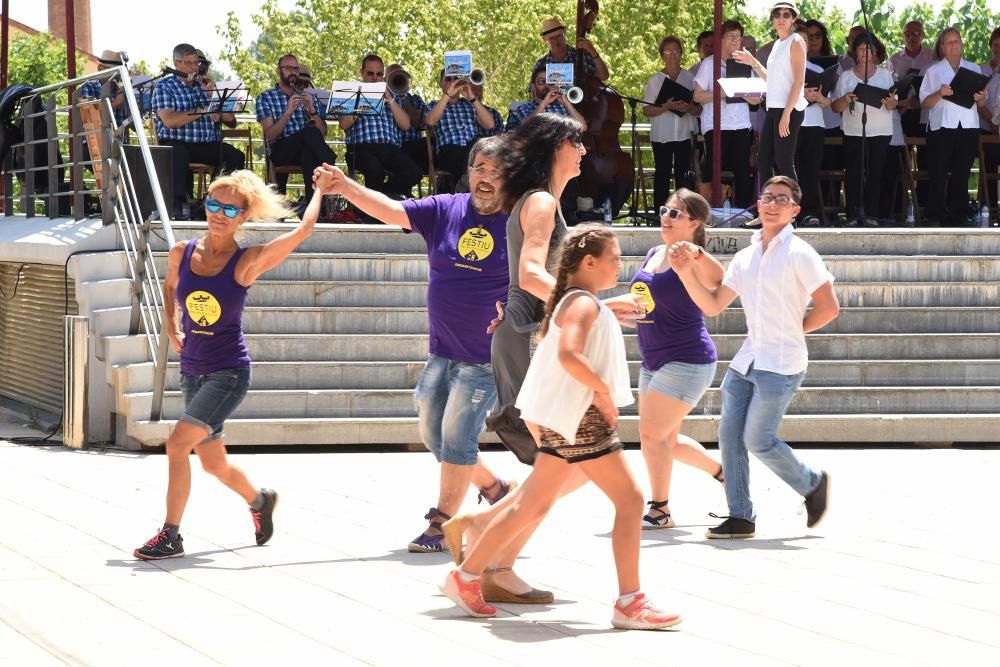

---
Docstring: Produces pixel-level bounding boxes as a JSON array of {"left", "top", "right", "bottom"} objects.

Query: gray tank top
[{"left": 504, "top": 189, "right": 568, "bottom": 332}]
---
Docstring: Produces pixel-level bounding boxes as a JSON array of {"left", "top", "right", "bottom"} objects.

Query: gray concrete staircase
[{"left": 102, "top": 224, "right": 1000, "bottom": 448}]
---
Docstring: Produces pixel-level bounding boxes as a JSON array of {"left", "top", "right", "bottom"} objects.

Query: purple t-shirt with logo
[
  {"left": 630, "top": 245, "right": 717, "bottom": 371},
  {"left": 403, "top": 193, "right": 509, "bottom": 364}
]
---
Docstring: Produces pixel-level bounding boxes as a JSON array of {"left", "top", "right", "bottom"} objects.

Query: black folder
[
  {"left": 943, "top": 67, "right": 990, "bottom": 109},
  {"left": 852, "top": 82, "right": 892, "bottom": 108},
  {"left": 723, "top": 59, "right": 753, "bottom": 104},
  {"left": 805, "top": 64, "right": 839, "bottom": 96},
  {"left": 891, "top": 71, "right": 920, "bottom": 100},
  {"left": 654, "top": 76, "right": 694, "bottom": 116},
  {"left": 808, "top": 55, "right": 839, "bottom": 70}
]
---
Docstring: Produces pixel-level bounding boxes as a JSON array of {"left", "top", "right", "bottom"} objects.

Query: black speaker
[{"left": 122, "top": 144, "right": 172, "bottom": 220}]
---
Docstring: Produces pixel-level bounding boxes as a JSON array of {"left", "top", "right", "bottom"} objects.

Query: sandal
[
  {"left": 407, "top": 507, "right": 452, "bottom": 553},
  {"left": 642, "top": 500, "right": 675, "bottom": 529},
  {"left": 477, "top": 478, "right": 517, "bottom": 505}
]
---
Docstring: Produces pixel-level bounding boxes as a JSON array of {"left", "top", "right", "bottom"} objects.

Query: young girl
[
  {"left": 633, "top": 190, "right": 725, "bottom": 530},
  {"left": 440, "top": 225, "right": 681, "bottom": 630}
]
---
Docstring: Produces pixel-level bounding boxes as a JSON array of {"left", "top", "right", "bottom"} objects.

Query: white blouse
[
  {"left": 644, "top": 70, "right": 696, "bottom": 143},
  {"left": 919, "top": 58, "right": 983, "bottom": 131}
]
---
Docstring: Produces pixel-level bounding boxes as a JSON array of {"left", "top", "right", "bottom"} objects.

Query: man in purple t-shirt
[{"left": 313, "top": 137, "right": 523, "bottom": 562}]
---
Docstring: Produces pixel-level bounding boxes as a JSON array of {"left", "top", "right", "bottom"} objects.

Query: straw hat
[
  {"left": 540, "top": 17, "right": 566, "bottom": 37},
  {"left": 298, "top": 64, "right": 312, "bottom": 81},
  {"left": 769, "top": 1, "right": 798, "bottom": 16}
]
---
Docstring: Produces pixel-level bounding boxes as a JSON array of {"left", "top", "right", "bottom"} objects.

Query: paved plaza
[{"left": 1, "top": 417, "right": 998, "bottom": 666}]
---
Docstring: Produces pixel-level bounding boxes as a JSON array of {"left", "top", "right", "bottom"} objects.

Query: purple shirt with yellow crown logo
[{"left": 403, "top": 193, "right": 508, "bottom": 364}]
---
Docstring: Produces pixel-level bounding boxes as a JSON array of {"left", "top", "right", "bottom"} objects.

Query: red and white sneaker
[
  {"left": 611, "top": 593, "right": 682, "bottom": 630},
  {"left": 440, "top": 570, "right": 497, "bottom": 618}
]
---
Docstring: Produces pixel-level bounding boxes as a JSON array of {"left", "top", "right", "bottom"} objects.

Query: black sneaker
[
  {"left": 134, "top": 528, "right": 184, "bottom": 560},
  {"left": 804, "top": 471, "right": 830, "bottom": 528},
  {"left": 251, "top": 488, "right": 278, "bottom": 545},
  {"left": 705, "top": 515, "right": 755, "bottom": 539}
]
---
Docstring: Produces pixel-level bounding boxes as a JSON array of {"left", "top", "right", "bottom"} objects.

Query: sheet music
[
  {"left": 326, "top": 81, "right": 386, "bottom": 116},
  {"left": 717, "top": 77, "right": 767, "bottom": 98},
  {"left": 206, "top": 81, "right": 247, "bottom": 113}
]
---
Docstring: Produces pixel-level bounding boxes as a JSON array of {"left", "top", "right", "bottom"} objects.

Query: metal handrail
[{"left": 2, "top": 66, "right": 175, "bottom": 422}]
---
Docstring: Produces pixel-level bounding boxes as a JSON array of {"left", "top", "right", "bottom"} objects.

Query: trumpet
[
  {"left": 466, "top": 68, "right": 485, "bottom": 86},
  {"left": 387, "top": 69, "right": 411, "bottom": 96},
  {"left": 552, "top": 83, "right": 583, "bottom": 104}
]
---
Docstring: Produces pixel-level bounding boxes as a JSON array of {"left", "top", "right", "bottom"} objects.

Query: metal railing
[{"left": 2, "top": 67, "right": 176, "bottom": 421}]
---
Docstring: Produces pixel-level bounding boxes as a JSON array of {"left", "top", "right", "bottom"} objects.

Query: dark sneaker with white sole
[
  {"left": 134, "top": 528, "right": 184, "bottom": 560},
  {"left": 805, "top": 471, "right": 830, "bottom": 528},
  {"left": 252, "top": 488, "right": 278, "bottom": 545},
  {"left": 705, "top": 515, "right": 755, "bottom": 539}
]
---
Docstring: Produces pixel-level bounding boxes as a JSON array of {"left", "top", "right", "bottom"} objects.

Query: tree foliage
[{"left": 7, "top": 33, "right": 87, "bottom": 89}]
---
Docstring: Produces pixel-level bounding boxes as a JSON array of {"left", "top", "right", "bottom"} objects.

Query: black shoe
[
  {"left": 798, "top": 216, "right": 821, "bottom": 227},
  {"left": 804, "top": 471, "right": 829, "bottom": 528},
  {"left": 841, "top": 218, "right": 858, "bottom": 227},
  {"left": 861, "top": 217, "right": 879, "bottom": 228},
  {"left": 251, "top": 488, "right": 278, "bottom": 545},
  {"left": 705, "top": 515, "right": 755, "bottom": 539},
  {"left": 134, "top": 528, "right": 184, "bottom": 560}
]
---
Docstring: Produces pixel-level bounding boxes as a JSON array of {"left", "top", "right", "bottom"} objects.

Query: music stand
[
  {"left": 601, "top": 83, "right": 659, "bottom": 226},
  {"left": 187, "top": 81, "right": 250, "bottom": 189},
  {"left": 326, "top": 81, "right": 386, "bottom": 118}
]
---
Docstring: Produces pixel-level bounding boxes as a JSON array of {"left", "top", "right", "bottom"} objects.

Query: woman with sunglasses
[
  {"left": 133, "top": 170, "right": 321, "bottom": 560},
  {"left": 734, "top": 1, "right": 808, "bottom": 183},
  {"left": 631, "top": 190, "right": 726, "bottom": 529}
]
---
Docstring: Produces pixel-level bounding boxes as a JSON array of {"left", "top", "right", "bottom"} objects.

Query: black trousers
[
  {"left": 794, "top": 125, "right": 826, "bottom": 220},
  {"left": 651, "top": 139, "right": 693, "bottom": 209},
  {"left": 879, "top": 145, "right": 906, "bottom": 222},
  {"left": 402, "top": 138, "right": 430, "bottom": 176},
  {"left": 159, "top": 139, "right": 245, "bottom": 206},
  {"left": 346, "top": 143, "right": 421, "bottom": 198},
  {"left": 702, "top": 128, "right": 754, "bottom": 208},
  {"left": 758, "top": 107, "right": 804, "bottom": 183},
  {"left": 982, "top": 130, "right": 1000, "bottom": 209},
  {"left": 436, "top": 143, "right": 472, "bottom": 176},
  {"left": 843, "top": 134, "right": 890, "bottom": 220},
  {"left": 270, "top": 126, "right": 337, "bottom": 200},
  {"left": 925, "top": 126, "right": 980, "bottom": 225}
]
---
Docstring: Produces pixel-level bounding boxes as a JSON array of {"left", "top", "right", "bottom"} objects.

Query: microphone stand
[
  {"left": 857, "top": 0, "right": 872, "bottom": 226},
  {"left": 601, "top": 83, "right": 659, "bottom": 225}
]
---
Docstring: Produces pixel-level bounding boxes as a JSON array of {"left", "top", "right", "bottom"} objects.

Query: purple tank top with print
[{"left": 176, "top": 239, "right": 251, "bottom": 376}]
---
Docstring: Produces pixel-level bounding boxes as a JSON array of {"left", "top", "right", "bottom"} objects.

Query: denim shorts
[
  {"left": 638, "top": 361, "right": 717, "bottom": 406},
  {"left": 414, "top": 355, "right": 497, "bottom": 465},
  {"left": 178, "top": 368, "right": 252, "bottom": 444}
]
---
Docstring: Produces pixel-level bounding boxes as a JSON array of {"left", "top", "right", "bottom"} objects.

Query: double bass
[{"left": 575, "top": 0, "right": 633, "bottom": 217}]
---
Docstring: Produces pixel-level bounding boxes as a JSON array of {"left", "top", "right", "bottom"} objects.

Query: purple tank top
[
  {"left": 630, "top": 245, "right": 717, "bottom": 371},
  {"left": 176, "top": 239, "right": 251, "bottom": 375}
]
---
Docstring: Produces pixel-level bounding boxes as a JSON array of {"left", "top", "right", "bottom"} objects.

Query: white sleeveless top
[
  {"left": 766, "top": 34, "right": 808, "bottom": 111},
  {"left": 515, "top": 290, "right": 633, "bottom": 445}
]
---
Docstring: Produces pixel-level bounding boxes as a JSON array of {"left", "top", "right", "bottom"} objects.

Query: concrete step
[
  {"left": 127, "top": 413, "right": 1000, "bottom": 447},
  {"left": 112, "top": 358, "right": 1000, "bottom": 395},
  {"left": 121, "top": 385, "right": 1000, "bottom": 422},
  {"left": 182, "top": 280, "right": 1000, "bottom": 308},
  {"left": 150, "top": 252, "right": 1000, "bottom": 283},
  {"left": 159, "top": 222, "right": 1000, "bottom": 257}
]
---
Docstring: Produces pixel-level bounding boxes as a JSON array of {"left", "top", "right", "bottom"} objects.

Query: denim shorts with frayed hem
[
  {"left": 178, "top": 368, "right": 251, "bottom": 444},
  {"left": 638, "top": 361, "right": 716, "bottom": 406}
]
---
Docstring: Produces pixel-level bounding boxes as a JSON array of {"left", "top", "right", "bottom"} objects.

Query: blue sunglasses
[{"left": 205, "top": 198, "right": 245, "bottom": 219}]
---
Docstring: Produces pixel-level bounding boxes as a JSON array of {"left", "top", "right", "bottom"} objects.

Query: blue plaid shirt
[
  {"left": 398, "top": 93, "right": 426, "bottom": 143},
  {"left": 344, "top": 95, "right": 405, "bottom": 146},
  {"left": 79, "top": 79, "right": 127, "bottom": 125},
  {"left": 478, "top": 104, "right": 504, "bottom": 137},
  {"left": 504, "top": 99, "right": 571, "bottom": 132},
  {"left": 256, "top": 84, "right": 321, "bottom": 142},
  {"left": 151, "top": 75, "right": 219, "bottom": 143},
  {"left": 533, "top": 48, "right": 597, "bottom": 85},
  {"left": 425, "top": 99, "right": 489, "bottom": 150}
]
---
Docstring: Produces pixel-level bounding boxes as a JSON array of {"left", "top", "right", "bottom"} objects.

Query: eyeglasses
[
  {"left": 205, "top": 198, "right": 245, "bottom": 218},
  {"left": 771, "top": 11, "right": 795, "bottom": 19},
  {"left": 659, "top": 206, "right": 690, "bottom": 220},
  {"left": 759, "top": 193, "right": 795, "bottom": 206},
  {"left": 568, "top": 136, "right": 583, "bottom": 148},
  {"left": 533, "top": 79, "right": 547, "bottom": 85},
  {"left": 470, "top": 166, "right": 501, "bottom": 180},
  {"left": 176, "top": 59, "right": 199, "bottom": 66}
]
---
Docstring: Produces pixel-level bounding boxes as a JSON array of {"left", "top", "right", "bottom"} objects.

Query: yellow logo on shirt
[
  {"left": 630, "top": 281, "right": 655, "bottom": 315},
  {"left": 457, "top": 226, "right": 495, "bottom": 262},
  {"left": 186, "top": 290, "right": 222, "bottom": 327}
]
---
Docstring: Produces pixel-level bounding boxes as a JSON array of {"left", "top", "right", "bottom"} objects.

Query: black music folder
[
  {"left": 808, "top": 55, "right": 839, "bottom": 70},
  {"left": 723, "top": 59, "right": 754, "bottom": 104},
  {"left": 891, "top": 71, "right": 921, "bottom": 100},
  {"left": 852, "top": 82, "right": 892, "bottom": 108},
  {"left": 805, "top": 64, "right": 839, "bottom": 96},
  {"left": 944, "top": 67, "right": 990, "bottom": 109},
  {"left": 654, "top": 76, "right": 694, "bottom": 116}
]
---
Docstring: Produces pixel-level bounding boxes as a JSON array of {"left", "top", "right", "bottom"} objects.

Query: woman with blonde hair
[{"left": 133, "top": 169, "right": 321, "bottom": 560}]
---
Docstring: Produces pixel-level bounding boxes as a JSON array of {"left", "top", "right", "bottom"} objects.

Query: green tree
[{"left": 7, "top": 32, "right": 86, "bottom": 88}]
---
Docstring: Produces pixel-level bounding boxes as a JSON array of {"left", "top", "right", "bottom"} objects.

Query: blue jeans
[
  {"left": 718, "top": 366, "right": 820, "bottom": 521},
  {"left": 414, "top": 355, "right": 497, "bottom": 465}
]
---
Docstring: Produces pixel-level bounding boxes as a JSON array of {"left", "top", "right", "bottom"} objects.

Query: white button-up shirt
[
  {"left": 919, "top": 58, "right": 983, "bottom": 131},
  {"left": 695, "top": 55, "right": 754, "bottom": 132},
  {"left": 723, "top": 224, "right": 835, "bottom": 376}
]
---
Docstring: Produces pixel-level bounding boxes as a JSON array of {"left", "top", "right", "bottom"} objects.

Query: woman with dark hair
[
  {"left": 919, "top": 26, "right": 990, "bottom": 226},
  {"left": 796, "top": 19, "right": 836, "bottom": 226},
  {"left": 630, "top": 189, "right": 726, "bottom": 529},
  {"left": 980, "top": 28, "right": 1000, "bottom": 212},
  {"left": 643, "top": 36, "right": 699, "bottom": 209},
  {"left": 734, "top": 1, "right": 808, "bottom": 182},
  {"left": 832, "top": 31, "right": 897, "bottom": 226}
]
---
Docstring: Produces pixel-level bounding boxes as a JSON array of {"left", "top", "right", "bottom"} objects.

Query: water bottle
[
  {"left": 980, "top": 202, "right": 991, "bottom": 229},
  {"left": 723, "top": 197, "right": 732, "bottom": 224},
  {"left": 905, "top": 200, "right": 915, "bottom": 228},
  {"left": 603, "top": 196, "right": 613, "bottom": 225}
]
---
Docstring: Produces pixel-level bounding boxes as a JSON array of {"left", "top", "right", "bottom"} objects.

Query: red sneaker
[
  {"left": 611, "top": 593, "right": 682, "bottom": 630},
  {"left": 439, "top": 570, "right": 497, "bottom": 618}
]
